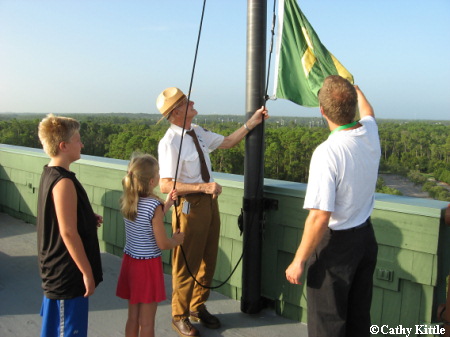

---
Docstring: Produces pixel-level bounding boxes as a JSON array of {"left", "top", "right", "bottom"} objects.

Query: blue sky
[{"left": 1, "top": 0, "right": 449, "bottom": 120}]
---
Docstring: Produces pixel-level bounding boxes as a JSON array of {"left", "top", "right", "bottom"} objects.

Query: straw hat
[{"left": 156, "top": 87, "right": 187, "bottom": 123}]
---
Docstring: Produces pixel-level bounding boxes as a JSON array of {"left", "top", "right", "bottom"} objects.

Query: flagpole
[{"left": 241, "top": 0, "right": 267, "bottom": 314}]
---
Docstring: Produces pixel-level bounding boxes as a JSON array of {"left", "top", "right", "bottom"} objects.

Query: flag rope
[
  {"left": 264, "top": 0, "right": 278, "bottom": 103},
  {"left": 170, "top": 0, "right": 244, "bottom": 291}
]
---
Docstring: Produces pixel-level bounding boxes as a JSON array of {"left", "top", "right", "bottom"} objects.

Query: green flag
[{"left": 273, "top": 0, "right": 354, "bottom": 107}]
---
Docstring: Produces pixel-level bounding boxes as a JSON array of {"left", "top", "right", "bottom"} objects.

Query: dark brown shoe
[
  {"left": 172, "top": 318, "right": 200, "bottom": 337},
  {"left": 190, "top": 304, "right": 221, "bottom": 329}
]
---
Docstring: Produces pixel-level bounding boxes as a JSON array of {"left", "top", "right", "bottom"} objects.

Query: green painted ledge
[{"left": 1, "top": 144, "right": 449, "bottom": 331}]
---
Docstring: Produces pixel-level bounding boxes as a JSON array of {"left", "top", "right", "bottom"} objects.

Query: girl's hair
[
  {"left": 38, "top": 114, "right": 80, "bottom": 157},
  {"left": 120, "top": 152, "right": 162, "bottom": 221}
]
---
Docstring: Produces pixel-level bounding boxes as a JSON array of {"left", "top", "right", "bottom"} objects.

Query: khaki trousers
[{"left": 171, "top": 193, "right": 220, "bottom": 319}]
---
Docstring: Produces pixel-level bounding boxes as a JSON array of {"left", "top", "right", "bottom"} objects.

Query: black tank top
[{"left": 37, "top": 165, "right": 103, "bottom": 299}]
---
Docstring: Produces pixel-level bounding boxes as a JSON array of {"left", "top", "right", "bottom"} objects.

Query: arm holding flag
[{"left": 355, "top": 85, "right": 375, "bottom": 119}]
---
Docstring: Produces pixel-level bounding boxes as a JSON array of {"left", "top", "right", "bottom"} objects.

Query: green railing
[{"left": 1, "top": 143, "right": 448, "bottom": 329}]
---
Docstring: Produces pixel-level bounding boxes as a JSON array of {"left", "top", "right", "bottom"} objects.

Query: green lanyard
[{"left": 329, "top": 121, "right": 359, "bottom": 136}]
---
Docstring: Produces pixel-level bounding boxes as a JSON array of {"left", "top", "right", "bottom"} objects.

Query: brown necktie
[{"left": 186, "top": 129, "right": 211, "bottom": 183}]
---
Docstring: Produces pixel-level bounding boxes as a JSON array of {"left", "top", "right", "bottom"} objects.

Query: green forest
[{"left": 1, "top": 113, "right": 449, "bottom": 201}]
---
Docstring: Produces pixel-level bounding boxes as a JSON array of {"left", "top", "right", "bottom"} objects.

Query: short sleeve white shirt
[
  {"left": 158, "top": 123, "right": 224, "bottom": 183},
  {"left": 303, "top": 116, "right": 381, "bottom": 230}
]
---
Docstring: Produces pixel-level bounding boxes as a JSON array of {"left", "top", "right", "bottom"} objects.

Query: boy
[{"left": 37, "top": 114, "right": 103, "bottom": 337}]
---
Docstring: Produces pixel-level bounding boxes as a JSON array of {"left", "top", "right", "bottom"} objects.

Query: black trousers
[{"left": 306, "top": 219, "right": 378, "bottom": 337}]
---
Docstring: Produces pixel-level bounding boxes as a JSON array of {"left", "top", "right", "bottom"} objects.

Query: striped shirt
[{"left": 123, "top": 197, "right": 162, "bottom": 259}]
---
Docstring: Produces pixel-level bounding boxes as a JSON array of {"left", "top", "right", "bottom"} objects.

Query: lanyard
[{"left": 329, "top": 121, "right": 359, "bottom": 136}]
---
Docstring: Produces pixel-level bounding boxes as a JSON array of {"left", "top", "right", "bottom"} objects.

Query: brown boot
[
  {"left": 172, "top": 318, "right": 200, "bottom": 337},
  {"left": 190, "top": 304, "right": 221, "bottom": 329}
]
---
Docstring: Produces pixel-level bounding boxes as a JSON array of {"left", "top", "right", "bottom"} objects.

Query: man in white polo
[
  {"left": 157, "top": 87, "right": 268, "bottom": 337},
  {"left": 286, "top": 76, "right": 381, "bottom": 337}
]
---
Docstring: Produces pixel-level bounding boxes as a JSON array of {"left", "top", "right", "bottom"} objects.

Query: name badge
[{"left": 182, "top": 201, "right": 190, "bottom": 215}]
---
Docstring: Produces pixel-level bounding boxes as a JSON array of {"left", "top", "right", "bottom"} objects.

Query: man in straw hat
[
  {"left": 285, "top": 76, "right": 380, "bottom": 337},
  {"left": 157, "top": 87, "right": 268, "bottom": 337}
]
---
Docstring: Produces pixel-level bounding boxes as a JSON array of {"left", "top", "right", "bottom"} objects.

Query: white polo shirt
[
  {"left": 158, "top": 123, "right": 224, "bottom": 183},
  {"left": 303, "top": 116, "right": 381, "bottom": 230}
]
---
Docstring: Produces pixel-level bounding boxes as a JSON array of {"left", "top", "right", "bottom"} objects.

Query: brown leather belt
[{"left": 180, "top": 192, "right": 207, "bottom": 198}]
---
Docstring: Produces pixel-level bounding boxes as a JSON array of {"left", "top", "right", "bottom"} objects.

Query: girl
[{"left": 116, "top": 153, "right": 184, "bottom": 337}]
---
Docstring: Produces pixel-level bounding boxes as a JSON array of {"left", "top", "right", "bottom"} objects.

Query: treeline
[{"left": 1, "top": 114, "right": 449, "bottom": 200}]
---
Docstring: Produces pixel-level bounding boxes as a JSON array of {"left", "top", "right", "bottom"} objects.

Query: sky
[{"left": 1, "top": 0, "right": 449, "bottom": 120}]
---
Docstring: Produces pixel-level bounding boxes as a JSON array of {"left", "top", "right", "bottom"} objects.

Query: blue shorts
[{"left": 40, "top": 295, "right": 89, "bottom": 337}]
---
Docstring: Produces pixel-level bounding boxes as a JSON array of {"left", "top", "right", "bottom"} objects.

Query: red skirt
[{"left": 116, "top": 254, "right": 166, "bottom": 304}]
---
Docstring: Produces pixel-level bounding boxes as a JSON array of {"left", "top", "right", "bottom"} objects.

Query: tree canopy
[{"left": 1, "top": 113, "right": 449, "bottom": 201}]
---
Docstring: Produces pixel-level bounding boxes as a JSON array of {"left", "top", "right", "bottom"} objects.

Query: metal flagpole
[{"left": 241, "top": 0, "right": 267, "bottom": 314}]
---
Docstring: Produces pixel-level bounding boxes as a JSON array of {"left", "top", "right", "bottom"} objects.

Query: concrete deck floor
[{"left": 0, "top": 212, "right": 308, "bottom": 337}]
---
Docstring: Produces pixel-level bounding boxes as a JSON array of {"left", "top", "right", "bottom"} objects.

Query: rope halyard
[
  {"left": 264, "top": 0, "right": 277, "bottom": 105},
  {"left": 171, "top": 0, "right": 244, "bottom": 290},
  {"left": 172, "top": 0, "right": 278, "bottom": 291}
]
